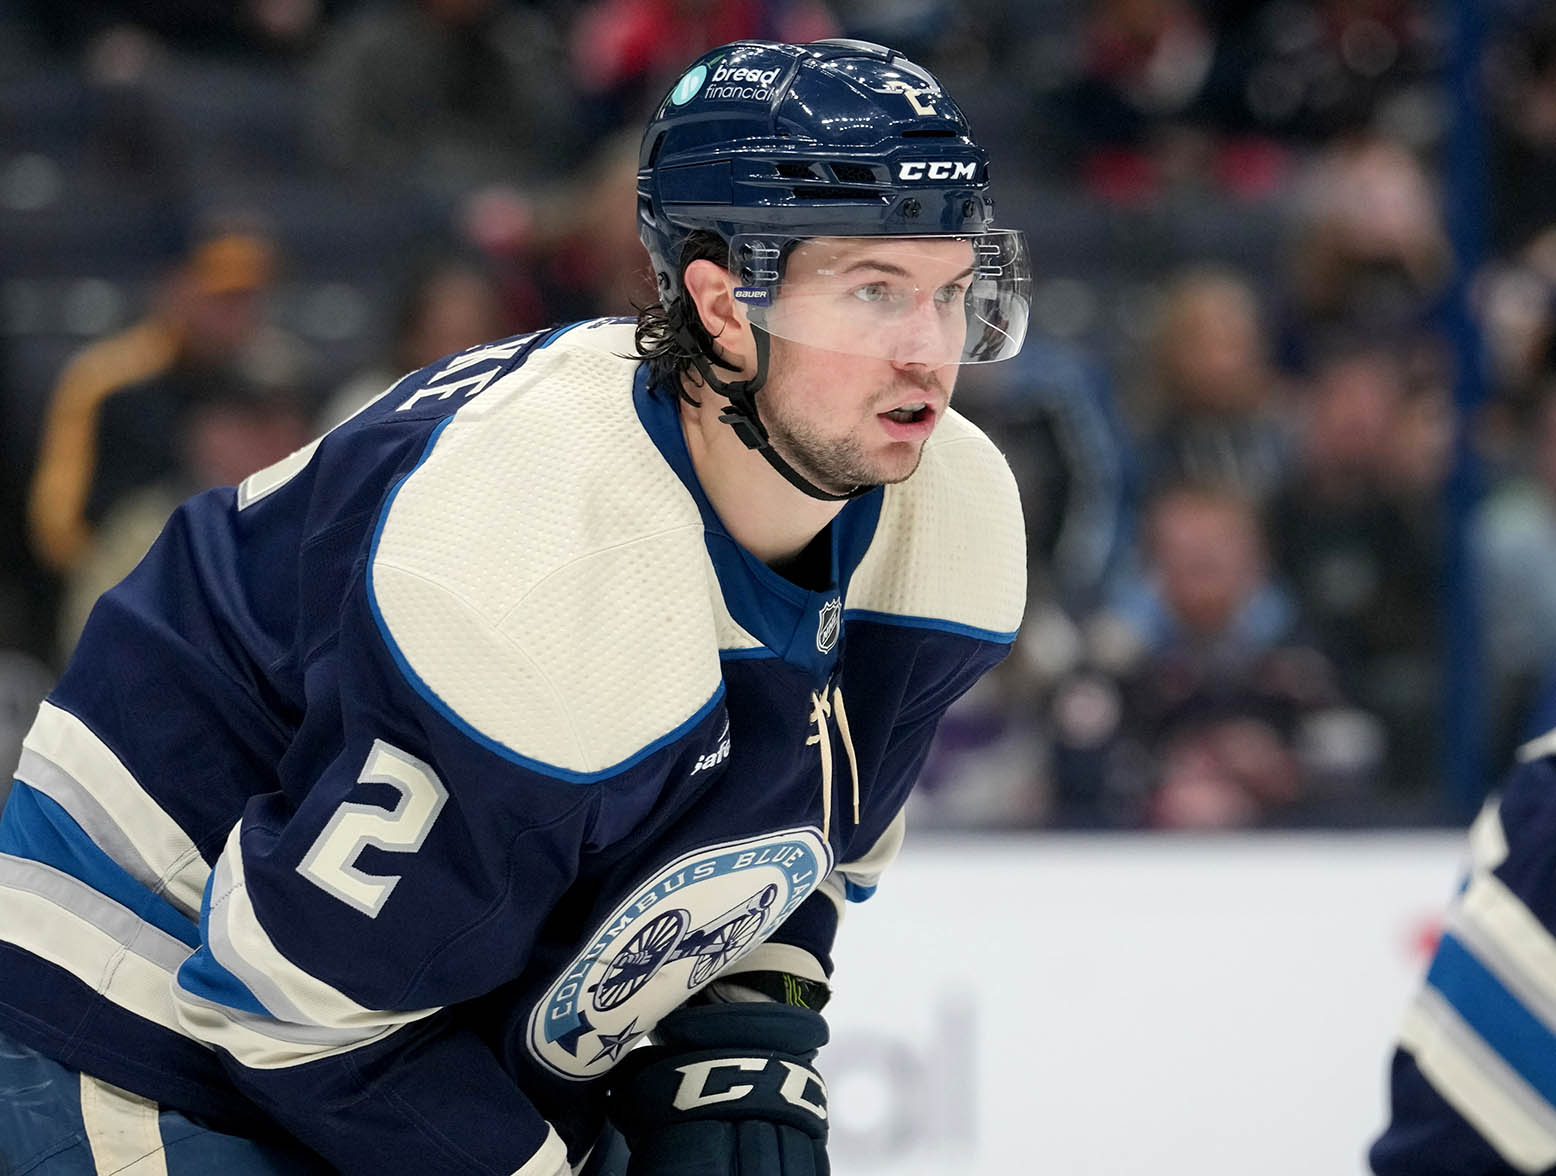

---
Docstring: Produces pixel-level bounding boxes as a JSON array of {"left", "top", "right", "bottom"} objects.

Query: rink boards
[{"left": 819, "top": 832, "right": 1464, "bottom": 1176}]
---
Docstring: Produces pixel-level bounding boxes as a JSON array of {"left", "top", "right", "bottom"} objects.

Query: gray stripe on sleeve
[
  {"left": 0, "top": 852, "right": 193, "bottom": 973},
  {"left": 13, "top": 749, "right": 167, "bottom": 905},
  {"left": 203, "top": 849, "right": 315, "bottom": 1027},
  {"left": 173, "top": 986, "right": 404, "bottom": 1049}
]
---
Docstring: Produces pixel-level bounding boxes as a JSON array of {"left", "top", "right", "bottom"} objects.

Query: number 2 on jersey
[{"left": 297, "top": 739, "right": 449, "bottom": 917}]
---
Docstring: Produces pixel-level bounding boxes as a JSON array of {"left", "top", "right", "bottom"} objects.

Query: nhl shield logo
[{"left": 815, "top": 597, "right": 841, "bottom": 654}]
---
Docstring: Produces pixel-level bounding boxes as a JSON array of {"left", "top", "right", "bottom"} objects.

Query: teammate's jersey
[
  {"left": 0, "top": 320, "right": 1026, "bottom": 1176},
  {"left": 1373, "top": 730, "right": 1556, "bottom": 1176}
]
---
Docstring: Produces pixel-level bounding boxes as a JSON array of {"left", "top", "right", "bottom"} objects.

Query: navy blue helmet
[
  {"left": 637, "top": 38, "right": 1027, "bottom": 367},
  {"left": 635, "top": 39, "right": 1029, "bottom": 501}
]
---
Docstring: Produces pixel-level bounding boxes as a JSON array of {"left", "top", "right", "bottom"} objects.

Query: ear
[{"left": 682, "top": 258, "right": 755, "bottom": 374}]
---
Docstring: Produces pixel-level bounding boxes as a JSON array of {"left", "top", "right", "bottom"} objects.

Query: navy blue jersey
[
  {"left": 0, "top": 320, "right": 1026, "bottom": 1176},
  {"left": 1372, "top": 729, "right": 1556, "bottom": 1176}
]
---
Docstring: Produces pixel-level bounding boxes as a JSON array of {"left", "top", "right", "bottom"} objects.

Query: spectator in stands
[
  {"left": 1038, "top": 0, "right": 1441, "bottom": 201},
  {"left": 309, "top": 0, "right": 574, "bottom": 197},
  {"left": 459, "top": 131, "right": 655, "bottom": 332},
  {"left": 1267, "top": 344, "right": 1445, "bottom": 808},
  {"left": 1485, "top": 6, "right": 1556, "bottom": 256},
  {"left": 905, "top": 665, "right": 1053, "bottom": 831},
  {"left": 0, "top": 648, "right": 52, "bottom": 811},
  {"left": 529, "top": 130, "right": 658, "bottom": 323},
  {"left": 1281, "top": 134, "right": 1451, "bottom": 370},
  {"left": 317, "top": 253, "right": 504, "bottom": 430},
  {"left": 1054, "top": 0, "right": 1244, "bottom": 199},
  {"left": 56, "top": 376, "right": 309, "bottom": 657},
  {"left": 953, "top": 334, "right": 1132, "bottom": 617},
  {"left": 567, "top": 0, "right": 837, "bottom": 136},
  {"left": 0, "top": 336, "right": 58, "bottom": 667},
  {"left": 0, "top": 340, "right": 58, "bottom": 811},
  {"left": 26, "top": 219, "right": 285, "bottom": 582},
  {"left": 1472, "top": 379, "right": 1556, "bottom": 768},
  {"left": 1052, "top": 482, "right": 1375, "bottom": 828},
  {"left": 14, "top": 0, "right": 340, "bottom": 59},
  {"left": 1135, "top": 266, "right": 1294, "bottom": 507},
  {"left": 1477, "top": 225, "right": 1556, "bottom": 472}
]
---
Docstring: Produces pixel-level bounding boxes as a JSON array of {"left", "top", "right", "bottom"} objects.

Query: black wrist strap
[{"left": 669, "top": 302, "right": 870, "bottom": 503}]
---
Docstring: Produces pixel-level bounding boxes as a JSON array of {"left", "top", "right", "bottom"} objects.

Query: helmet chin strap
[{"left": 671, "top": 303, "right": 873, "bottom": 503}]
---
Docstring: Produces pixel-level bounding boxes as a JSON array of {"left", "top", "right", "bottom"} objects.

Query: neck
[{"left": 677, "top": 380, "right": 846, "bottom": 567}]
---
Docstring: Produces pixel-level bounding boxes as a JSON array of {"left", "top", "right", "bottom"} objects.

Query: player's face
[{"left": 754, "top": 238, "right": 971, "bottom": 493}]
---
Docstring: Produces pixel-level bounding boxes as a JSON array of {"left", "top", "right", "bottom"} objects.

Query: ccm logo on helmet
[{"left": 898, "top": 161, "right": 978, "bottom": 181}]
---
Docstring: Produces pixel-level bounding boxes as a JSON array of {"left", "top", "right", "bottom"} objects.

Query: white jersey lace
[{"left": 806, "top": 685, "right": 859, "bottom": 841}]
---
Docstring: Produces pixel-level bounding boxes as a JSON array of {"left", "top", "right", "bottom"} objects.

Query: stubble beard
[
  {"left": 765, "top": 413, "right": 910, "bottom": 495},
  {"left": 759, "top": 359, "right": 945, "bottom": 496}
]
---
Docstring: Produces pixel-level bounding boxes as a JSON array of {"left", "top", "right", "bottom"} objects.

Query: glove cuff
[
  {"left": 650, "top": 1001, "right": 828, "bottom": 1057},
  {"left": 609, "top": 1003, "right": 830, "bottom": 1148}
]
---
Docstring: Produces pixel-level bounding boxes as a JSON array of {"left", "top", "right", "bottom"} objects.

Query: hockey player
[
  {"left": 0, "top": 38, "right": 1029, "bottom": 1176},
  {"left": 1371, "top": 728, "right": 1556, "bottom": 1175}
]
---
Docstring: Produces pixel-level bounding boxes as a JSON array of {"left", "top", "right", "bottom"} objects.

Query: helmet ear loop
[
  {"left": 670, "top": 302, "right": 868, "bottom": 504},
  {"left": 717, "top": 327, "right": 867, "bottom": 503},
  {"left": 713, "top": 325, "right": 773, "bottom": 453},
  {"left": 667, "top": 295, "right": 742, "bottom": 402},
  {"left": 668, "top": 293, "right": 771, "bottom": 443}
]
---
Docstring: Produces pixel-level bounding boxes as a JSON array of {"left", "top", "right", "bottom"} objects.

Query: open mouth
[{"left": 882, "top": 402, "right": 930, "bottom": 424}]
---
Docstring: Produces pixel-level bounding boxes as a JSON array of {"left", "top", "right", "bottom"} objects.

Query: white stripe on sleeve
[
  {"left": 174, "top": 822, "right": 439, "bottom": 1070},
  {"left": 1399, "top": 985, "right": 1556, "bottom": 1174},
  {"left": 1467, "top": 797, "right": 1510, "bottom": 873},
  {"left": 17, "top": 702, "right": 209, "bottom": 917}
]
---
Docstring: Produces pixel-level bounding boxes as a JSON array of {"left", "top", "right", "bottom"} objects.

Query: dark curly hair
[{"left": 633, "top": 230, "right": 739, "bottom": 401}]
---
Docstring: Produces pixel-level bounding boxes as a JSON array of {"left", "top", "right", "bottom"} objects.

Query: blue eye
[
  {"left": 934, "top": 283, "right": 967, "bottom": 306},
  {"left": 852, "top": 282, "right": 890, "bottom": 304}
]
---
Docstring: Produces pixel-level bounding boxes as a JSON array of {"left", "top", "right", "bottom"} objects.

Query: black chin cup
[{"left": 669, "top": 301, "right": 871, "bottom": 503}]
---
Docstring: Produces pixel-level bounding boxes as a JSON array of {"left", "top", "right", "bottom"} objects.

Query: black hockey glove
[{"left": 606, "top": 1001, "right": 829, "bottom": 1176}]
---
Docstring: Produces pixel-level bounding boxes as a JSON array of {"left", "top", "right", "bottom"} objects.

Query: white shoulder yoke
[
  {"left": 846, "top": 408, "right": 1026, "bottom": 640},
  {"left": 369, "top": 322, "right": 725, "bottom": 781}
]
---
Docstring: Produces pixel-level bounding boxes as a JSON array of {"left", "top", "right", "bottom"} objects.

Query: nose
[{"left": 889, "top": 292, "right": 957, "bottom": 369}]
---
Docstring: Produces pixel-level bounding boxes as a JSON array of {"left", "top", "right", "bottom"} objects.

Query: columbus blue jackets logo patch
[
  {"left": 528, "top": 829, "right": 832, "bottom": 1080},
  {"left": 816, "top": 598, "right": 841, "bottom": 654}
]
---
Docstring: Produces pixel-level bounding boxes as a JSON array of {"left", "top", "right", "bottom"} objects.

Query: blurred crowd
[{"left": 3, "top": 0, "right": 1556, "bottom": 832}]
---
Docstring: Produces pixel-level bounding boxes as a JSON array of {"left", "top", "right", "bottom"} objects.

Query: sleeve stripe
[
  {"left": 176, "top": 946, "right": 271, "bottom": 1020},
  {"left": 17, "top": 702, "right": 208, "bottom": 917},
  {"left": 1428, "top": 933, "right": 1556, "bottom": 1109},
  {"left": 0, "top": 852, "right": 191, "bottom": 971},
  {"left": 816, "top": 872, "right": 846, "bottom": 922},
  {"left": 175, "top": 985, "right": 395, "bottom": 1048},
  {"left": 1450, "top": 872, "right": 1556, "bottom": 1031},
  {"left": 513, "top": 1125, "right": 570, "bottom": 1176},
  {"left": 837, "top": 808, "right": 905, "bottom": 895},
  {"left": 1468, "top": 797, "right": 1511, "bottom": 872},
  {"left": 16, "top": 752, "right": 159, "bottom": 906},
  {"left": 172, "top": 986, "right": 406, "bottom": 1071},
  {"left": 202, "top": 840, "right": 317, "bottom": 1026},
  {"left": 0, "top": 857, "right": 189, "bottom": 1033},
  {"left": 0, "top": 784, "right": 197, "bottom": 949},
  {"left": 173, "top": 822, "right": 440, "bottom": 1069},
  {"left": 1516, "top": 727, "right": 1556, "bottom": 764},
  {"left": 207, "top": 821, "right": 439, "bottom": 1029},
  {"left": 236, "top": 437, "right": 323, "bottom": 509},
  {"left": 1400, "top": 983, "right": 1556, "bottom": 1173}
]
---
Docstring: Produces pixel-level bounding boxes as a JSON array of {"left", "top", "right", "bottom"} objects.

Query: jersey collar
[{"left": 632, "top": 365, "right": 882, "bottom": 679}]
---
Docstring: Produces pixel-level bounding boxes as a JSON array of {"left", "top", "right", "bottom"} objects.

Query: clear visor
[{"left": 729, "top": 230, "right": 1030, "bottom": 365}]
